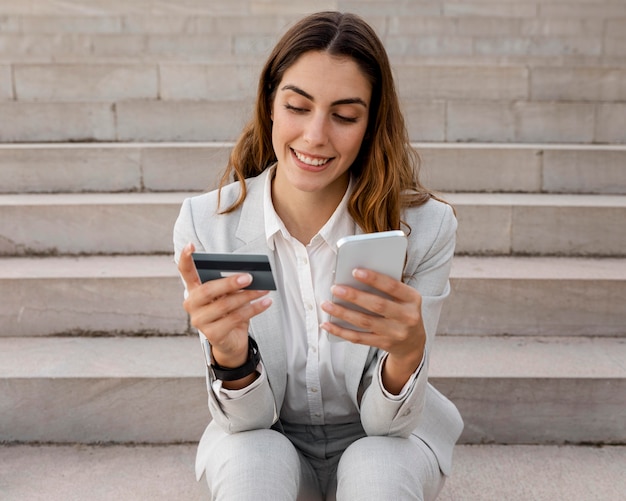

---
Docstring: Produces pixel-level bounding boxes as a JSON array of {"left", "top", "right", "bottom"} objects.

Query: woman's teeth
[{"left": 294, "top": 150, "right": 330, "bottom": 166}]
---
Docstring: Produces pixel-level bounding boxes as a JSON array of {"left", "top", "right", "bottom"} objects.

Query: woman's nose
[{"left": 303, "top": 113, "right": 328, "bottom": 146}]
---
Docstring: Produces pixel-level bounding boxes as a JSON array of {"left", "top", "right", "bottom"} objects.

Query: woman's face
[{"left": 270, "top": 50, "right": 372, "bottom": 200}]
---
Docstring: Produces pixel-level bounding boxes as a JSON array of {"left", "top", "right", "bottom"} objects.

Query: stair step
[
  {"left": 2, "top": 192, "right": 624, "bottom": 256},
  {"left": 0, "top": 1, "right": 623, "bottom": 24},
  {"left": 0, "top": 192, "right": 188, "bottom": 255},
  {"left": 4, "top": 63, "right": 626, "bottom": 103},
  {"left": 1, "top": 444, "right": 625, "bottom": 501},
  {"left": 447, "top": 192, "right": 626, "bottom": 256},
  {"left": 0, "top": 142, "right": 229, "bottom": 194},
  {"left": 440, "top": 444, "right": 626, "bottom": 501},
  {"left": 1, "top": 99, "right": 624, "bottom": 143},
  {"left": 0, "top": 444, "right": 206, "bottom": 501},
  {"left": 0, "top": 255, "right": 186, "bottom": 336},
  {"left": 1, "top": 335, "right": 624, "bottom": 443},
  {"left": 0, "top": 100, "right": 249, "bottom": 142},
  {"left": 0, "top": 29, "right": 623, "bottom": 62},
  {"left": 443, "top": 256, "right": 626, "bottom": 336},
  {"left": 3, "top": 255, "right": 625, "bottom": 338},
  {"left": 2, "top": 51, "right": 624, "bottom": 68},
  {"left": 430, "top": 335, "right": 626, "bottom": 445},
  {"left": 0, "top": 336, "right": 208, "bottom": 443},
  {"left": 421, "top": 143, "right": 626, "bottom": 195},
  {"left": 2, "top": 255, "right": 624, "bottom": 338},
  {"left": 1, "top": 142, "right": 625, "bottom": 195}
]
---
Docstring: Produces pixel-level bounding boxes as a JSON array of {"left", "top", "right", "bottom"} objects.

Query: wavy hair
[{"left": 217, "top": 11, "right": 436, "bottom": 233}]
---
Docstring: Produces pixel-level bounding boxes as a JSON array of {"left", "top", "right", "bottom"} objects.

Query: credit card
[{"left": 192, "top": 253, "right": 277, "bottom": 290}]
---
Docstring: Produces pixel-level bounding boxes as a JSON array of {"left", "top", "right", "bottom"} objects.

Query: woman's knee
[
  {"left": 206, "top": 428, "right": 301, "bottom": 500},
  {"left": 336, "top": 436, "right": 442, "bottom": 501}
]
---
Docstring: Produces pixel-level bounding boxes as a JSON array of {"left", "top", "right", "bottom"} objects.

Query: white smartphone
[{"left": 328, "top": 230, "right": 408, "bottom": 337}]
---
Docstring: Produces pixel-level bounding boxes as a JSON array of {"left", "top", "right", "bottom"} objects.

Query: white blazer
[{"left": 173, "top": 169, "right": 463, "bottom": 479}]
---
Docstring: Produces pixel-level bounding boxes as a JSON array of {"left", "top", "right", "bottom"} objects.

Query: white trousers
[{"left": 198, "top": 421, "right": 445, "bottom": 501}]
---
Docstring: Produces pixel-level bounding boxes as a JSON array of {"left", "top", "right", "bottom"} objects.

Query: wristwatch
[{"left": 210, "top": 336, "right": 261, "bottom": 381}]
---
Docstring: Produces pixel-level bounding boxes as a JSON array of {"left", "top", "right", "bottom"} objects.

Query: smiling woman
[{"left": 173, "top": 10, "right": 462, "bottom": 501}]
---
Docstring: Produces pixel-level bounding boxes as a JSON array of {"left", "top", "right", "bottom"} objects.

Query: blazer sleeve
[
  {"left": 173, "top": 196, "right": 277, "bottom": 433},
  {"left": 359, "top": 202, "right": 457, "bottom": 437}
]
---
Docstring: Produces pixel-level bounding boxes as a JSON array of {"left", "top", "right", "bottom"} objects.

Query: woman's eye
[
  {"left": 284, "top": 103, "right": 358, "bottom": 123},
  {"left": 335, "top": 114, "right": 358, "bottom": 124},
  {"left": 285, "top": 103, "right": 307, "bottom": 113}
]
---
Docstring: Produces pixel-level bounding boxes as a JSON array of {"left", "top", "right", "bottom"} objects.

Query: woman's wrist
[
  {"left": 211, "top": 349, "right": 249, "bottom": 369},
  {"left": 210, "top": 336, "right": 253, "bottom": 369},
  {"left": 211, "top": 337, "right": 260, "bottom": 379},
  {"left": 382, "top": 345, "right": 425, "bottom": 395}
]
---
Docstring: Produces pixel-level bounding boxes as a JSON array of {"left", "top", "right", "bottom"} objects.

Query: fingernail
[
  {"left": 237, "top": 273, "right": 253, "bottom": 285},
  {"left": 331, "top": 285, "right": 346, "bottom": 296},
  {"left": 353, "top": 268, "right": 367, "bottom": 279}
]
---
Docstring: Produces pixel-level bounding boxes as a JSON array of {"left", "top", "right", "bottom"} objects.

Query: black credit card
[{"left": 192, "top": 253, "right": 277, "bottom": 290}]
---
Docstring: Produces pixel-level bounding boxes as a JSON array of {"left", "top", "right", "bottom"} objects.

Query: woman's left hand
[{"left": 320, "top": 267, "right": 426, "bottom": 394}]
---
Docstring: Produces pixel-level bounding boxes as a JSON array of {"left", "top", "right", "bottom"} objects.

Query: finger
[
  {"left": 216, "top": 295, "right": 273, "bottom": 332},
  {"left": 350, "top": 268, "right": 413, "bottom": 302},
  {"left": 187, "top": 286, "right": 269, "bottom": 325},
  {"left": 320, "top": 315, "right": 382, "bottom": 348},
  {"left": 190, "top": 272, "right": 256, "bottom": 306},
  {"left": 193, "top": 295, "right": 273, "bottom": 346},
  {"left": 321, "top": 299, "right": 386, "bottom": 336},
  {"left": 177, "top": 242, "right": 202, "bottom": 290},
  {"left": 184, "top": 272, "right": 259, "bottom": 315},
  {"left": 321, "top": 299, "right": 415, "bottom": 354},
  {"left": 331, "top": 281, "right": 424, "bottom": 336},
  {"left": 330, "top": 283, "right": 392, "bottom": 320}
]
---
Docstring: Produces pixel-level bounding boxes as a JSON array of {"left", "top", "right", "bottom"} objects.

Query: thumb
[{"left": 177, "top": 242, "right": 202, "bottom": 290}]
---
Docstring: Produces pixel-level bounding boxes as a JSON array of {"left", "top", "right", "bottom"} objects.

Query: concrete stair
[
  {"left": 4, "top": 444, "right": 624, "bottom": 501},
  {"left": 1, "top": 2, "right": 626, "bottom": 145},
  {"left": 2, "top": 190, "right": 626, "bottom": 256},
  {"left": 1, "top": 1, "right": 626, "bottom": 499},
  {"left": 2, "top": 143, "right": 625, "bottom": 194},
  {"left": 2, "top": 255, "right": 625, "bottom": 338},
  {"left": 1, "top": 78, "right": 625, "bottom": 143},
  {"left": 1, "top": 335, "right": 625, "bottom": 444}
]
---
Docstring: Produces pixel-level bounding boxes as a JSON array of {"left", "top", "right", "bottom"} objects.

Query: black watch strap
[{"left": 210, "top": 336, "right": 261, "bottom": 381}]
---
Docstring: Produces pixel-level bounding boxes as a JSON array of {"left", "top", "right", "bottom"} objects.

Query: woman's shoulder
[
  {"left": 185, "top": 172, "right": 265, "bottom": 217},
  {"left": 174, "top": 173, "right": 267, "bottom": 254},
  {"left": 402, "top": 196, "right": 457, "bottom": 272},
  {"left": 403, "top": 196, "right": 456, "bottom": 233}
]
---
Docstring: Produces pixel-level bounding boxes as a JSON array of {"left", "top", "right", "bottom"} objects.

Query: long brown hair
[{"left": 218, "top": 11, "right": 434, "bottom": 233}]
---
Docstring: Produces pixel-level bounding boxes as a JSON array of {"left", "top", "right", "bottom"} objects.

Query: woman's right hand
[{"left": 177, "top": 243, "right": 272, "bottom": 369}]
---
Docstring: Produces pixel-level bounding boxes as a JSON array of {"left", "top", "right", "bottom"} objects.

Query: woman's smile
[{"left": 291, "top": 147, "right": 334, "bottom": 170}]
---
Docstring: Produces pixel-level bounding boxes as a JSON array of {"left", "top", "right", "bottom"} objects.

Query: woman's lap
[{"left": 198, "top": 422, "right": 444, "bottom": 501}]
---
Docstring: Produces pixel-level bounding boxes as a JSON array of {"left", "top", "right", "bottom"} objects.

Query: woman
[{"left": 174, "top": 11, "right": 463, "bottom": 500}]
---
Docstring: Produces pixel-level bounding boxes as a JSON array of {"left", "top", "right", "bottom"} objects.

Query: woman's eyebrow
[{"left": 281, "top": 84, "right": 368, "bottom": 108}]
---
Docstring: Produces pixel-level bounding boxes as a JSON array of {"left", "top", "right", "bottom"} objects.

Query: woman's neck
[{"left": 271, "top": 175, "right": 349, "bottom": 245}]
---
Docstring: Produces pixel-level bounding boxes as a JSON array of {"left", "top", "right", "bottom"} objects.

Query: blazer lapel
[
  {"left": 234, "top": 234, "right": 288, "bottom": 409},
  {"left": 233, "top": 170, "right": 288, "bottom": 409},
  {"left": 344, "top": 343, "right": 372, "bottom": 405}
]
